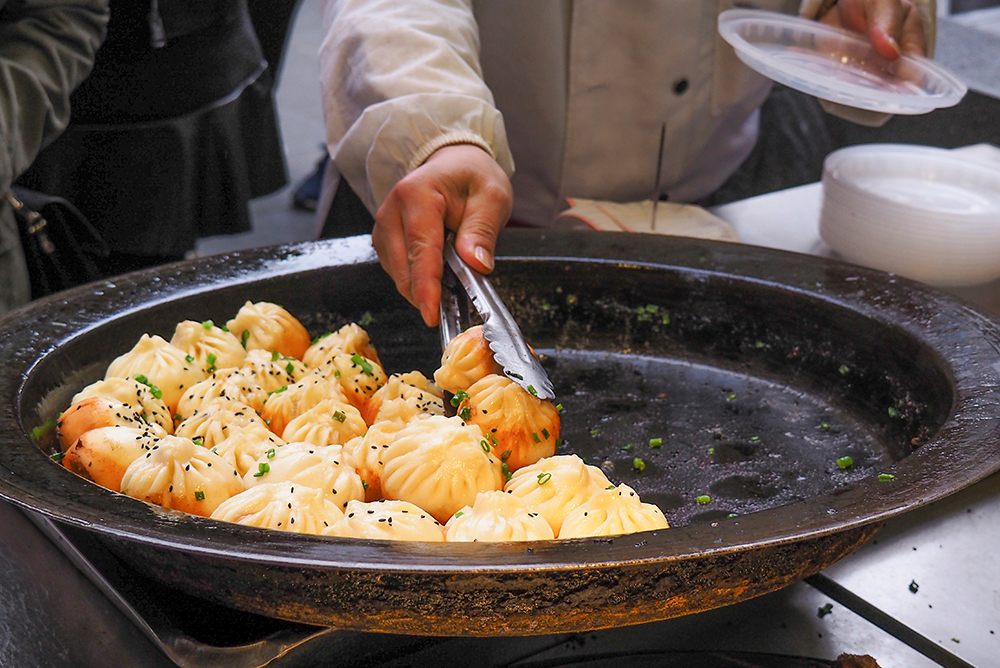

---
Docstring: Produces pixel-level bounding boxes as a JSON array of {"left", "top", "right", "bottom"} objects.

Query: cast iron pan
[{"left": 1, "top": 231, "right": 999, "bottom": 636}]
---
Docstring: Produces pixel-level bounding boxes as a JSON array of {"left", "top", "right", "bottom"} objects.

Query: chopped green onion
[
  {"left": 359, "top": 312, "right": 374, "bottom": 326},
  {"left": 253, "top": 462, "right": 270, "bottom": 477},
  {"left": 459, "top": 406, "right": 471, "bottom": 421},
  {"left": 837, "top": 456, "right": 854, "bottom": 469},
  {"left": 450, "top": 389, "right": 469, "bottom": 407},
  {"left": 755, "top": 341, "right": 765, "bottom": 349},
  {"left": 632, "top": 457, "right": 646, "bottom": 472},
  {"left": 480, "top": 440, "right": 491, "bottom": 453},
  {"left": 591, "top": 428, "right": 600, "bottom": 437},
  {"left": 838, "top": 365, "right": 850, "bottom": 376},
  {"left": 267, "top": 448, "right": 276, "bottom": 459},
  {"left": 195, "top": 490, "right": 205, "bottom": 501},
  {"left": 134, "top": 374, "right": 149, "bottom": 385},
  {"left": 696, "top": 495, "right": 711, "bottom": 505},
  {"left": 206, "top": 353, "right": 217, "bottom": 367},
  {"left": 350, "top": 353, "right": 374, "bottom": 376},
  {"left": 241, "top": 330, "right": 251, "bottom": 349},
  {"left": 185, "top": 354, "right": 195, "bottom": 363},
  {"left": 285, "top": 362, "right": 296, "bottom": 375},
  {"left": 192, "top": 436, "right": 204, "bottom": 446},
  {"left": 887, "top": 406, "right": 898, "bottom": 418},
  {"left": 727, "top": 393, "right": 737, "bottom": 401},
  {"left": 531, "top": 432, "right": 541, "bottom": 443},
  {"left": 536, "top": 472, "right": 552, "bottom": 485},
  {"left": 878, "top": 473, "right": 895, "bottom": 482},
  {"left": 332, "top": 410, "right": 347, "bottom": 423},
  {"left": 202, "top": 320, "right": 214, "bottom": 330},
  {"left": 49, "top": 451, "right": 65, "bottom": 462},
  {"left": 622, "top": 443, "right": 634, "bottom": 452},
  {"left": 271, "top": 350, "right": 280, "bottom": 362},
  {"left": 500, "top": 450, "right": 512, "bottom": 462},
  {"left": 727, "top": 512, "right": 739, "bottom": 518},
  {"left": 821, "top": 422, "right": 830, "bottom": 431},
  {"left": 541, "top": 428, "right": 550, "bottom": 440},
  {"left": 527, "top": 385, "right": 538, "bottom": 397},
  {"left": 555, "top": 403, "right": 564, "bottom": 413},
  {"left": 501, "top": 462, "right": 511, "bottom": 481},
  {"left": 362, "top": 481, "right": 369, "bottom": 490},
  {"left": 649, "top": 437, "right": 663, "bottom": 448},
  {"left": 269, "top": 385, "right": 288, "bottom": 395},
  {"left": 32, "top": 418, "right": 57, "bottom": 442}
]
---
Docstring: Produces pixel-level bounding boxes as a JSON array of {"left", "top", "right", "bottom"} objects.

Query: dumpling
[
  {"left": 71, "top": 377, "right": 174, "bottom": 435},
  {"left": 243, "top": 442, "right": 364, "bottom": 510},
  {"left": 280, "top": 398, "right": 367, "bottom": 447},
  {"left": 558, "top": 484, "right": 669, "bottom": 539},
  {"left": 169, "top": 319, "right": 246, "bottom": 374},
  {"left": 211, "top": 422, "right": 286, "bottom": 476},
  {"left": 240, "top": 348, "right": 309, "bottom": 394},
  {"left": 62, "top": 426, "right": 160, "bottom": 492},
  {"left": 57, "top": 396, "right": 167, "bottom": 452},
  {"left": 211, "top": 482, "right": 344, "bottom": 534},
  {"left": 174, "top": 400, "right": 268, "bottom": 449},
  {"left": 120, "top": 435, "right": 244, "bottom": 516},
  {"left": 379, "top": 415, "right": 503, "bottom": 523},
  {"left": 309, "top": 352, "right": 386, "bottom": 412},
  {"left": 433, "top": 325, "right": 503, "bottom": 395},
  {"left": 226, "top": 301, "right": 311, "bottom": 360},
  {"left": 303, "top": 322, "right": 381, "bottom": 368},
  {"left": 504, "top": 454, "right": 613, "bottom": 536},
  {"left": 174, "top": 368, "right": 269, "bottom": 421},
  {"left": 342, "top": 420, "right": 403, "bottom": 501},
  {"left": 105, "top": 333, "right": 208, "bottom": 412},
  {"left": 458, "top": 374, "right": 560, "bottom": 472},
  {"left": 324, "top": 499, "right": 444, "bottom": 541},
  {"left": 362, "top": 371, "right": 445, "bottom": 425},
  {"left": 445, "top": 490, "right": 554, "bottom": 542},
  {"left": 260, "top": 375, "right": 347, "bottom": 437}
]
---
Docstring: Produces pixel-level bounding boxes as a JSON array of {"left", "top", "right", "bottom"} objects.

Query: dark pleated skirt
[{"left": 16, "top": 0, "right": 287, "bottom": 258}]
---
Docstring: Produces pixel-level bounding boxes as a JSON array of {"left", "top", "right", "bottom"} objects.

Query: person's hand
[
  {"left": 372, "top": 143, "right": 513, "bottom": 327},
  {"left": 820, "top": 0, "right": 926, "bottom": 58}
]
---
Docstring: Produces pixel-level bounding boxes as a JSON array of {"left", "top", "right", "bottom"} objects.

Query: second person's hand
[
  {"left": 372, "top": 143, "right": 514, "bottom": 327},
  {"left": 820, "top": 0, "right": 926, "bottom": 58}
]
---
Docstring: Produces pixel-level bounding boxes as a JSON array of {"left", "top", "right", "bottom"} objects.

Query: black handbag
[{"left": 5, "top": 187, "right": 109, "bottom": 299}]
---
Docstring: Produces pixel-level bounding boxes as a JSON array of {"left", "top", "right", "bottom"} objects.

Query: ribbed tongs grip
[{"left": 442, "top": 238, "right": 554, "bottom": 401}]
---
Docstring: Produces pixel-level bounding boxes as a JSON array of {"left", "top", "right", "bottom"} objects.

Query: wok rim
[{"left": 1, "top": 230, "right": 999, "bottom": 575}]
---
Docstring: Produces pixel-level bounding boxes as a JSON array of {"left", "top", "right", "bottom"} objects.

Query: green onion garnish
[
  {"left": 696, "top": 495, "right": 711, "bottom": 505},
  {"left": 878, "top": 473, "right": 895, "bottom": 481},
  {"left": 450, "top": 389, "right": 469, "bottom": 407},
  {"left": 633, "top": 457, "right": 646, "bottom": 472},
  {"left": 350, "top": 353, "right": 374, "bottom": 376},
  {"left": 837, "top": 456, "right": 854, "bottom": 469},
  {"left": 459, "top": 407, "right": 471, "bottom": 421},
  {"left": 195, "top": 491, "right": 205, "bottom": 501},
  {"left": 536, "top": 472, "right": 552, "bottom": 485},
  {"left": 253, "top": 462, "right": 270, "bottom": 477},
  {"left": 332, "top": 410, "right": 346, "bottom": 423},
  {"left": 241, "top": 330, "right": 250, "bottom": 349},
  {"left": 649, "top": 437, "right": 663, "bottom": 448},
  {"left": 531, "top": 432, "right": 540, "bottom": 444},
  {"left": 271, "top": 350, "right": 280, "bottom": 362},
  {"left": 202, "top": 320, "right": 214, "bottom": 330}
]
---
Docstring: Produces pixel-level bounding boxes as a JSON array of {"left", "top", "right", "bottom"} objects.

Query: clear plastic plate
[{"left": 718, "top": 9, "right": 967, "bottom": 115}]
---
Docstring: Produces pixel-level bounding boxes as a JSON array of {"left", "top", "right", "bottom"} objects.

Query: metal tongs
[{"left": 439, "top": 235, "right": 554, "bottom": 400}]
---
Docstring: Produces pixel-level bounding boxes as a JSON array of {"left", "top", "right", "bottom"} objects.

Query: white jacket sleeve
[{"left": 319, "top": 0, "right": 515, "bottom": 214}]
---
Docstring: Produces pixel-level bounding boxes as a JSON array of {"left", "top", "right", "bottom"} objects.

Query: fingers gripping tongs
[{"left": 439, "top": 236, "right": 555, "bottom": 401}]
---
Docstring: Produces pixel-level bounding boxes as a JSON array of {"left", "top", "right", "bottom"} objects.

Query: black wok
[{"left": 1, "top": 230, "right": 998, "bottom": 636}]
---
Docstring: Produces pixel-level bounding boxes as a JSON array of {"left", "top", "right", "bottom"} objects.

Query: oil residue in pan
[{"left": 544, "top": 349, "right": 885, "bottom": 528}]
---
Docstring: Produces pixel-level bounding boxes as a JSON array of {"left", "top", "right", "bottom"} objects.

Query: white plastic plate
[{"left": 718, "top": 9, "right": 967, "bottom": 115}]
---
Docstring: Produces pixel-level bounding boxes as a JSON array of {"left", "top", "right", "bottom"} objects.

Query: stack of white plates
[{"left": 819, "top": 144, "right": 1000, "bottom": 287}]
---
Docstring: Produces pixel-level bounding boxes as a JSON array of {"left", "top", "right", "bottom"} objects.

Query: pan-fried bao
[{"left": 55, "top": 304, "right": 669, "bottom": 541}]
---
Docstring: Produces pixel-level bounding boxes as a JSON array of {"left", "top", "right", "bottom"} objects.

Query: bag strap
[{"left": 6, "top": 187, "right": 109, "bottom": 257}]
